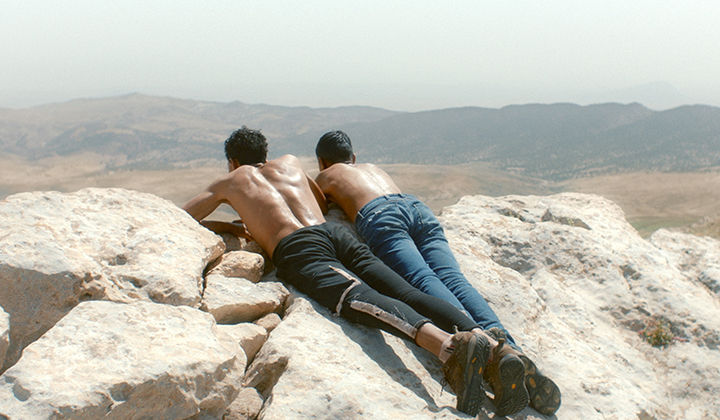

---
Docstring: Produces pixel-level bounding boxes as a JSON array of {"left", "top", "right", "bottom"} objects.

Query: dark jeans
[{"left": 273, "top": 222, "right": 479, "bottom": 341}]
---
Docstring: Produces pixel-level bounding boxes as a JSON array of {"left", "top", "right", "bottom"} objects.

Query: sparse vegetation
[{"left": 640, "top": 318, "right": 675, "bottom": 348}]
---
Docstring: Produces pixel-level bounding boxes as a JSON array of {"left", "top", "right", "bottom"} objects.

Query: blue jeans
[{"left": 355, "top": 193, "right": 518, "bottom": 347}]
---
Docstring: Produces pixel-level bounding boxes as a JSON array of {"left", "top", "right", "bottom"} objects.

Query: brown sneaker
[
  {"left": 487, "top": 327, "right": 561, "bottom": 416},
  {"left": 483, "top": 336, "right": 529, "bottom": 416},
  {"left": 519, "top": 353, "right": 561, "bottom": 416},
  {"left": 441, "top": 331, "right": 490, "bottom": 416}
]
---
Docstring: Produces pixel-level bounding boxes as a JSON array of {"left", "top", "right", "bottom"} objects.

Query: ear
[
  {"left": 351, "top": 153, "right": 356, "bottom": 164},
  {"left": 228, "top": 158, "right": 241, "bottom": 171}
]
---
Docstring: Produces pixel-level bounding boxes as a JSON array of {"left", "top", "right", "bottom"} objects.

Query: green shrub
[{"left": 640, "top": 318, "right": 674, "bottom": 347}]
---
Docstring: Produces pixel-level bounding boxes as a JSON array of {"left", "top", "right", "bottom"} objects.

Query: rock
[
  {"left": 241, "top": 241, "right": 274, "bottom": 275},
  {"left": 218, "top": 323, "right": 268, "bottom": 363},
  {"left": 223, "top": 387, "right": 264, "bottom": 420},
  {"left": 0, "top": 300, "right": 243, "bottom": 420},
  {"left": 437, "top": 193, "right": 720, "bottom": 419},
  {"left": 254, "top": 313, "right": 282, "bottom": 333},
  {"left": 649, "top": 228, "right": 720, "bottom": 297},
  {"left": 207, "top": 251, "right": 265, "bottom": 283},
  {"left": 218, "top": 232, "right": 244, "bottom": 253},
  {"left": 0, "top": 188, "right": 224, "bottom": 371},
  {"left": 201, "top": 274, "right": 289, "bottom": 324},
  {"left": 2, "top": 187, "right": 719, "bottom": 420},
  {"left": 244, "top": 296, "right": 463, "bottom": 420},
  {"left": 0, "top": 307, "right": 8, "bottom": 366}
]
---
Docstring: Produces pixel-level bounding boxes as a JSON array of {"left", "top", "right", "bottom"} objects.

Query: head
[
  {"left": 224, "top": 126, "right": 268, "bottom": 169},
  {"left": 315, "top": 130, "right": 355, "bottom": 170}
]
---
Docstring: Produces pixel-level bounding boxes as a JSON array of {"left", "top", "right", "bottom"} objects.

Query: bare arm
[
  {"left": 200, "top": 220, "right": 253, "bottom": 241},
  {"left": 182, "top": 186, "right": 226, "bottom": 221},
  {"left": 182, "top": 179, "right": 255, "bottom": 240}
]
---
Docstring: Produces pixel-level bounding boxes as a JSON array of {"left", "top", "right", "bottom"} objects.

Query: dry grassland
[
  {"left": 562, "top": 172, "right": 720, "bottom": 236},
  {"left": 2, "top": 155, "right": 719, "bottom": 237}
]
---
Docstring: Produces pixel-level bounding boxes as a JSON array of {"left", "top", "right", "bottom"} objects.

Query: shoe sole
[
  {"left": 457, "top": 334, "right": 490, "bottom": 417},
  {"left": 494, "top": 353, "right": 529, "bottom": 417},
  {"left": 521, "top": 355, "right": 561, "bottom": 416}
]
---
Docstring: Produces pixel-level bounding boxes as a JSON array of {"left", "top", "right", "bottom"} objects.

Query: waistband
[
  {"left": 272, "top": 223, "right": 324, "bottom": 265},
  {"left": 272, "top": 222, "right": 347, "bottom": 265},
  {"left": 356, "top": 193, "right": 418, "bottom": 221}
]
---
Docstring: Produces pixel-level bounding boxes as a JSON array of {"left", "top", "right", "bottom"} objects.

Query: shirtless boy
[
  {"left": 314, "top": 130, "right": 561, "bottom": 416},
  {"left": 183, "top": 127, "right": 504, "bottom": 416}
]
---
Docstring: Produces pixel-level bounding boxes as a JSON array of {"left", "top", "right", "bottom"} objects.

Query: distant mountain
[
  {"left": 0, "top": 94, "right": 399, "bottom": 168},
  {"left": 2, "top": 95, "right": 719, "bottom": 180},
  {"left": 311, "top": 103, "right": 720, "bottom": 180}
]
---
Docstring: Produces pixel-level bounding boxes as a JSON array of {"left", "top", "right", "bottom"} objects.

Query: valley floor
[{"left": 2, "top": 154, "right": 719, "bottom": 238}]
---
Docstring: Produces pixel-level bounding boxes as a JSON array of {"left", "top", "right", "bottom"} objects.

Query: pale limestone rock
[
  {"left": 2, "top": 188, "right": 719, "bottom": 420},
  {"left": 649, "top": 228, "right": 720, "bottom": 298},
  {"left": 241, "top": 241, "right": 273, "bottom": 275},
  {"left": 437, "top": 193, "right": 720, "bottom": 419},
  {"left": 218, "top": 323, "right": 268, "bottom": 363},
  {"left": 223, "top": 387, "right": 264, "bottom": 420},
  {"left": 244, "top": 296, "right": 469, "bottom": 420},
  {"left": 207, "top": 251, "right": 265, "bottom": 283},
  {"left": 0, "top": 307, "right": 8, "bottom": 366},
  {"left": 201, "top": 274, "right": 289, "bottom": 324},
  {"left": 0, "top": 188, "right": 224, "bottom": 370},
  {"left": 254, "top": 313, "right": 282, "bottom": 333},
  {"left": 0, "top": 300, "right": 242, "bottom": 420},
  {"left": 218, "top": 232, "right": 244, "bottom": 253}
]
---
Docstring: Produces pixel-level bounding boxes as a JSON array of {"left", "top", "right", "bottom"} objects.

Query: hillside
[
  {"left": 2, "top": 95, "right": 720, "bottom": 180},
  {"left": 0, "top": 94, "right": 399, "bottom": 168},
  {"left": 327, "top": 103, "right": 720, "bottom": 180}
]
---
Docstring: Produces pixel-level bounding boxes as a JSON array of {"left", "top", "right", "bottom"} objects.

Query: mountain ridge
[{"left": 2, "top": 95, "right": 719, "bottom": 180}]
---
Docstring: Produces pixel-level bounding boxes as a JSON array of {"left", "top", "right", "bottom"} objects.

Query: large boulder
[
  {"left": 0, "top": 300, "right": 242, "bottom": 420},
  {"left": 244, "top": 296, "right": 462, "bottom": 420},
  {"left": 0, "top": 188, "right": 224, "bottom": 371},
  {"left": 437, "top": 193, "right": 720, "bottom": 419}
]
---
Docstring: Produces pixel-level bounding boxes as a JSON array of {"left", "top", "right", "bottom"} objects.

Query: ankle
[{"left": 439, "top": 335, "right": 455, "bottom": 363}]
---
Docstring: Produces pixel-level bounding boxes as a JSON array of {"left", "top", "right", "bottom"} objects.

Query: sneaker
[
  {"left": 487, "top": 327, "right": 561, "bottom": 416},
  {"left": 519, "top": 353, "right": 561, "bottom": 416},
  {"left": 483, "top": 336, "right": 529, "bottom": 416},
  {"left": 441, "top": 331, "right": 490, "bottom": 416}
]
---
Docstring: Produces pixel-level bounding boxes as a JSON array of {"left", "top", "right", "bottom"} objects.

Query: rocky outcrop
[
  {"left": 244, "top": 295, "right": 458, "bottom": 420},
  {"left": 0, "top": 301, "right": 243, "bottom": 419},
  {"left": 649, "top": 228, "right": 720, "bottom": 297},
  {"left": 0, "top": 188, "right": 224, "bottom": 370},
  {"left": 438, "top": 193, "right": 720, "bottom": 419},
  {"left": 1, "top": 188, "right": 719, "bottom": 420}
]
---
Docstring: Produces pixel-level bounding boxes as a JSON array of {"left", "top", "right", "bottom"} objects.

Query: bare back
[
  {"left": 315, "top": 163, "right": 401, "bottom": 222},
  {"left": 184, "top": 155, "right": 326, "bottom": 257}
]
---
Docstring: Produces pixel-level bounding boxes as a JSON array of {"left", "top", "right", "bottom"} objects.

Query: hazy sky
[{"left": 2, "top": 1, "right": 719, "bottom": 111}]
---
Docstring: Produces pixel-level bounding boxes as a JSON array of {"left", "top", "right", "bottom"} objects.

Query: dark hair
[
  {"left": 224, "top": 126, "right": 268, "bottom": 165},
  {"left": 315, "top": 130, "right": 353, "bottom": 164}
]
